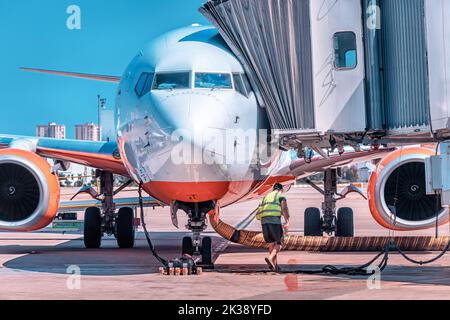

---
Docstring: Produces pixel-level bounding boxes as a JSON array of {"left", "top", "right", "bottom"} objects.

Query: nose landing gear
[
  {"left": 182, "top": 236, "right": 213, "bottom": 267},
  {"left": 176, "top": 201, "right": 215, "bottom": 269}
]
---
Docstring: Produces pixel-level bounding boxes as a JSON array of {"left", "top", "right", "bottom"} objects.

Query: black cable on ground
[
  {"left": 138, "top": 183, "right": 168, "bottom": 267},
  {"left": 282, "top": 237, "right": 449, "bottom": 276},
  {"left": 314, "top": 245, "right": 390, "bottom": 276},
  {"left": 212, "top": 243, "right": 392, "bottom": 276},
  {"left": 279, "top": 238, "right": 449, "bottom": 275},
  {"left": 393, "top": 239, "right": 450, "bottom": 266},
  {"left": 211, "top": 228, "right": 449, "bottom": 276}
]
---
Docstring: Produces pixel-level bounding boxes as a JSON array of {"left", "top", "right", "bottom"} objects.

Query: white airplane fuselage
[{"left": 116, "top": 26, "right": 285, "bottom": 206}]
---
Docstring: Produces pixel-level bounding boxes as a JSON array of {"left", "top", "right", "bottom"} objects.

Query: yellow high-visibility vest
[{"left": 256, "top": 191, "right": 283, "bottom": 221}]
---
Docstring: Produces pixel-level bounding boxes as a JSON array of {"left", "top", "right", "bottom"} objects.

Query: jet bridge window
[
  {"left": 153, "top": 72, "right": 190, "bottom": 90},
  {"left": 242, "top": 73, "right": 253, "bottom": 95},
  {"left": 333, "top": 32, "right": 357, "bottom": 70},
  {"left": 135, "top": 72, "right": 154, "bottom": 98},
  {"left": 195, "top": 72, "right": 232, "bottom": 89},
  {"left": 233, "top": 73, "right": 247, "bottom": 97}
]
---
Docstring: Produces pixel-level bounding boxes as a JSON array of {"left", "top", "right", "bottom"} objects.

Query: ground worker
[{"left": 256, "top": 183, "right": 290, "bottom": 271}]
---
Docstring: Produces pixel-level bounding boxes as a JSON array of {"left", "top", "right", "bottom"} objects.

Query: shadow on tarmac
[
  {"left": 213, "top": 261, "right": 450, "bottom": 286},
  {"left": 1, "top": 231, "right": 197, "bottom": 276}
]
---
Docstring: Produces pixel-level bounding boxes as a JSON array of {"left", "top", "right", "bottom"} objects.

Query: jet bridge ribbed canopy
[{"left": 200, "top": 0, "right": 315, "bottom": 130}]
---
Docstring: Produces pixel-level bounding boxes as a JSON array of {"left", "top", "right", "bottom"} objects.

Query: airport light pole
[{"left": 97, "top": 94, "right": 107, "bottom": 141}]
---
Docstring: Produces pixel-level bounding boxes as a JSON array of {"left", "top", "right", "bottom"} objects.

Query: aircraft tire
[
  {"left": 336, "top": 207, "right": 354, "bottom": 237},
  {"left": 201, "top": 237, "right": 213, "bottom": 266},
  {"left": 84, "top": 207, "right": 102, "bottom": 249},
  {"left": 116, "top": 207, "right": 135, "bottom": 248},
  {"left": 182, "top": 236, "right": 194, "bottom": 256},
  {"left": 304, "top": 207, "right": 323, "bottom": 236}
]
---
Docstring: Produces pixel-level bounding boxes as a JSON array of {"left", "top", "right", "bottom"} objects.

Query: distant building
[
  {"left": 75, "top": 123, "right": 101, "bottom": 141},
  {"left": 36, "top": 126, "right": 47, "bottom": 138},
  {"left": 36, "top": 123, "right": 66, "bottom": 139}
]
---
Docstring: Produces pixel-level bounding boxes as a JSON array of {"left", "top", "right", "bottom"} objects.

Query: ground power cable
[{"left": 138, "top": 183, "right": 168, "bottom": 267}]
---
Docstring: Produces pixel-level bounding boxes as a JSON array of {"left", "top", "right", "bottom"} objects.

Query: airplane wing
[
  {"left": 0, "top": 135, "right": 128, "bottom": 176},
  {"left": 20, "top": 68, "right": 121, "bottom": 83},
  {"left": 254, "top": 148, "right": 395, "bottom": 196},
  {"left": 287, "top": 148, "right": 395, "bottom": 178},
  {"left": 58, "top": 197, "right": 163, "bottom": 213}
]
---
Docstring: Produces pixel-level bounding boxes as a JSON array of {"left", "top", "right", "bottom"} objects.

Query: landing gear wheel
[
  {"left": 304, "top": 207, "right": 323, "bottom": 236},
  {"left": 84, "top": 207, "right": 102, "bottom": 249},
  {"left": 116, "top": 207, "right": 135, "bottom": 248},
  {"left": 336, "top": 207, "right": 354, "bottom": 237},
  {"left": 201, "top": 236, "right": 213, "bottom": 268},
  {"left": 182, "top": 236, "right": 194, "bottom": 256}
]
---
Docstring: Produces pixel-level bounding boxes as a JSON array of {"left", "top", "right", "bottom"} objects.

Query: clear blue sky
[{"left": 0, "top": 0, "right": 209, "bottom": 138}]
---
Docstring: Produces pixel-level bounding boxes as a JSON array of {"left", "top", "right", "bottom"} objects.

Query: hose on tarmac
[
  {"left": 209, "top": 213, "right": 449, "bottom": 252},
  {"left": 208, "top": 213, "right": 449, "bottom": 275}
]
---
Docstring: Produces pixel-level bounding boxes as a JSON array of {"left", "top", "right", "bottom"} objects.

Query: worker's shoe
[
  {"left": 272, "top": 260, "right": 281, "bottom": 272},
  {"left": 265, "top": 257, "right": 276, "bottom": 271}
]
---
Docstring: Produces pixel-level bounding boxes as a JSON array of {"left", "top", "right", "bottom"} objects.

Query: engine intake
[
  {"left": 368, "top": 148, "right": 448, "bottom": 231},
  {"left": 0, "top": 149, "right": 60, "bottom": 231}
]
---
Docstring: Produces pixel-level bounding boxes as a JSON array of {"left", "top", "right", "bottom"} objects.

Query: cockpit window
[
  {"left": 153, "top": 72, "right": 190, "bottom": 90},
  {"left": 195, "top": 73, "right": 232, "bottom": 89},
  {"left": 135, "top": 72, "right": 154, "bottom": 98}
]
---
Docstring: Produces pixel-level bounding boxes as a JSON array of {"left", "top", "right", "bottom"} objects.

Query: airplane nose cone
[
  {"left": 155, "top": 91, "right": 233, "bottom": 132},
  {"left": 119, "top": 91, "right": 243, "bottom": 204}
]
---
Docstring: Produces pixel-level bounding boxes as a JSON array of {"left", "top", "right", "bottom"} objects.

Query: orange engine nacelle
[
  {"left": 0, "top": 149, "right": 60, "bottom": 231},
  {"left": 368, "top": 147, "right": 449, "bottom": 231}
]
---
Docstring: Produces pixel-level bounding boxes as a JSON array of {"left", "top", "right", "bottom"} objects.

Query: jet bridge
[{"left": 200, "top": 0, "right": 450, "bottom": 153}]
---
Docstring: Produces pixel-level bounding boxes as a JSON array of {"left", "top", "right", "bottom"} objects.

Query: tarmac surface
[{"left": 0, "top": 187, "right": 449, "bottom": 300}]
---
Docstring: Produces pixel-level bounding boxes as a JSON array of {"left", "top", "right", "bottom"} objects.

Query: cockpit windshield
[
  {"left": 153, "top": 72, "right": 190, "bottom": 90},
  {"left": 195, "top": 73, "right": 232, "bottom": 89}
]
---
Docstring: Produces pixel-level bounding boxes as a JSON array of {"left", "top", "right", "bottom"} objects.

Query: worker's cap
[{"left": 273, "top": 183, "right": 284, "bottom": 191}]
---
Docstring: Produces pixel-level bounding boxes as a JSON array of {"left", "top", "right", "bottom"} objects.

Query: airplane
[{"left": 0, "top": 26, "right": 447, "bottom": 266}]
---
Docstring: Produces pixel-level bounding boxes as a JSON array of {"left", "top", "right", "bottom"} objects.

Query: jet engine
[
  {"left": 368, "top": 147, "right": 448, "bottom": 231},
  {"left": 0, "top": 149, "right": 60, "bottom": 231}
]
